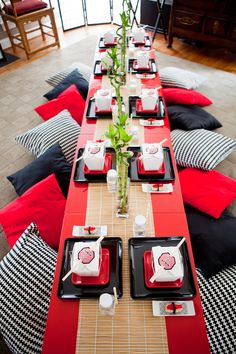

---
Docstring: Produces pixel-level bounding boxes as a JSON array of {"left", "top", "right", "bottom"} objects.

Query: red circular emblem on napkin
[
  {"left": 78, "top": 247, "right": 95, "bottom": 264},
  {"left": 158, "top": 252, "right": 176, "bottom": 270},
  {"left": 89, "top": 146, "right": 100, "bottom": 154}
]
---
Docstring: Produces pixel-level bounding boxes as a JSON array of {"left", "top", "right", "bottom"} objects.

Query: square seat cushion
[
  {"left": 44, "top": 69, "right": 89, "bottom": 101},
  {"left": 0, "top": 174, "right": 66, "bottom": 250},
  {"left": 4, "top": 0, "right": 47, "bottom": 16},
  {"left": 162, "top": 88, "right": 212, "bottom": 107},
  {"left": 171, "top": 129, "right": 236, "bottom": 170},
  {"left": 46, "top": 62, "right": 92, "bottom": 86},
  {"left": 7, "top": 143, "right": 72, "bottom": 197},
  {"left": 179, "top": 168, "right": 236, "bottom": 218},
  {"left": 197, "top": 266, "right": 236, "bottom": 354},
  {"left": 167, "top": 105, "right": 221, "bottom": 131},
  {"left": 159, "top": 67, "right": 207, "bottom": 89},
  {"left": 35, "top": 84, "right": 85, "bottom": 126},
  {"left": 0, "top": 223, "right": 57, "bottom": 354},
  {"left": 185, "top": 205, "right": 236, "bottom": 278},
  {"left": 15, "top": 109, "right": 80, "bottom": 163}
]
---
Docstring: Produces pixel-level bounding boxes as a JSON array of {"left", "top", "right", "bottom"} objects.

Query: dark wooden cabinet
[{"left": 168, "top": 0, "right": 236, "bottom": 51}]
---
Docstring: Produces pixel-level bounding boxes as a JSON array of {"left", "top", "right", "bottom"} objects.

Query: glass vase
[{"left": 116, "top": 154, "right": 130, "bottom": 218}]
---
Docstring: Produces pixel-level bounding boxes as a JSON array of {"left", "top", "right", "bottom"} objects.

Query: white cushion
[
  {"left": 171, "top": 129, "right": 236, "bottom": 170},
  {"left": 160, "top": 67, "right": 207, "bottom": 89},
  {"left": 0, "top": 223, "right": 57, "bottom": 354},
  {"left": 16, "top": 110, "right": 80, "bottom": 163}
]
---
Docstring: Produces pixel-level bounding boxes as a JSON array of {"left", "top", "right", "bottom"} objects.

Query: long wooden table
[{"left": 42, "top": 41, "right": 210, "bottom": 354}]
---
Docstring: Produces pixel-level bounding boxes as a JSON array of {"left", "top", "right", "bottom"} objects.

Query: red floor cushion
[
  {"left": 0, "top": 174, "right": 66, "bottom": 250},
  {"left": 4, "top": 0, "right": 47, "bottom": 16},
  {"left": 35, "top": 84, "right": 85, "bottom": 125},
  {"left": 163, "top": 88, "right": 212, "bottom": 106},
  {"left": 179, "top": 168, "right": 236, "bottom": 218}
]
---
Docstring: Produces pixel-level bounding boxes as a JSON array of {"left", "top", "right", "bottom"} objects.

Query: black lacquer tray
[
  {"left": 58, "top": 237, "right": 123, "bottom": 299},
  {"left": 127, "top": 35, "right": 151, "bottom": 48},
  {"left": 98, "top": 37, "right": 118, "bottom": 49},
  {"left": 129, "top": 96, "right": 166, "bottom": 119},
  {"left": 94, "top": 60, "right": 112, "bottom": 76},
  {"left": 74, "top": 147, "right": 116, "bottom": 182},
  {"left": 127, "top": 146, "right": 175, "bottom": 182},
  {"left": 128, "top": 58, "right": 157, "bottom": 74},
  {"left": 86, "top": 97, "right": 125, "bottom": 119},
  {"left": 129, "top": 237, "right": 196, "bottom": 300}
]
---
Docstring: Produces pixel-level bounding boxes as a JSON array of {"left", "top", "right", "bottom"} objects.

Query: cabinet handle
[{"left": 176, "top": 16, "right": 199, "bottom": 26}]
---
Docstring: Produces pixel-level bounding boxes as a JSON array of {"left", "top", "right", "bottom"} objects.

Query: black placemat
[
  {"left": 129, "top": 96, "right": 166, "bottom": 119},
  {"left": 127, "top": 146, "right": 175, "bottom": 182},
  {"left": 93, "top": 60, "right": 108, "bottom": 76},
  {"left": 128, "top": 58, "right": 157, "bottom": 74},
  {"left": 129, "top": 237, "right": 196, "bottom": 300},
  {"left": 58, "top": 237, "right": 123, "bottom": 299},
  {"left": 86, "top": 97, "right": 124, "bottom": 119},
  {"left": 74, "top": 147, "right": 116, "bottom": 182}
]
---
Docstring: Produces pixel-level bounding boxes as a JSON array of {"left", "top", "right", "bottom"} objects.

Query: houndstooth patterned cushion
[
  {"left": 197, "top": 267, "right": 236, "bottom": 354},
  {"left": 171, "top": 129, "right": 236, "bottom": 170},
  {"left": 0, "top": 223, "right": 57, "bottom": 354},
  {"left": 16, "top": 110, "right": 80, "bottom": 163}
]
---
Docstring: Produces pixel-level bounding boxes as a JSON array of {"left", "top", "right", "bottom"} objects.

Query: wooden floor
[{"left": 1, "top": 24, "right": 236, "bottom": 75}]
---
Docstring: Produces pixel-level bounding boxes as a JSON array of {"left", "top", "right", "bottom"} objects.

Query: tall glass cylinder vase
[{"left": 116, "top": 153, "right": 130, "bottom": 218}]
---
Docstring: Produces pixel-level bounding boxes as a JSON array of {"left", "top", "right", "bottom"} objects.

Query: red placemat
[
  {"left": 84, "top": 153, "right": 112, "bottom": 175},
  {"left": 72, "top": 248, "right": 110, "bottom": 286},
  {"left": 143, "top": 251, "right": 183, "bottom": 289},
  {"left": 137, "top": 153, "right": 165, "bottom": 175}
]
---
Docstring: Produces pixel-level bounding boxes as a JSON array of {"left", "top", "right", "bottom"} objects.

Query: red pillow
[
  {"left": 162, "top": 88, "right": 212, "bottom": 106},
  {"left": 0, "top": 174, "right": 66, "bottom": 249},
  {"left": 179, "top": 168, "right": 236, "bottom": 218},
  {"left": 35, "top": 84, "right": 85, "bottom": 125}
]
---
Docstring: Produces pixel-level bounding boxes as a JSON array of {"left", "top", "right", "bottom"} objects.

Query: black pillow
[
  {"left": 44, "top": 69, "right": 89, "bottom": 101},
  {"left": 7, "top": 143, "right": 72, "bottom": 198},
  {"left": 167, "top": 105, "right": 222, "bottom": 130},
  {"left": 185, "top": 204, "right": 236, "bottom": 279}
]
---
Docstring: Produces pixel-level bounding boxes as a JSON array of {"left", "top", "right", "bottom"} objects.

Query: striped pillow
[
  {"left": 16, "top": 110, "right": 80, "bottom": 163},
  {"left": 0, "top": 223, "right": 57, "bottom": 354},
  {"left": 160, "top": 67, "right": 207, "bottom": 89},
  {"left": 171, "top": 129, "right": 236, "bottom": 170},
  {"left": 46, "top": 62, "right": 92, "bottom": 87}
]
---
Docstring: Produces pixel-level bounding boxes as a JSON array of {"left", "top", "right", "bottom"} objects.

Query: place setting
[
  {"left": 128, "top": 50, "right": 157, "bottom": 74},
  {"left": 58, "top": 236, "right": 123, "bottom": 299},
  {"left": 98, "top": 30, "right": 118, "bottom": 49},
  {"left": 127, "top": 141, "right": 175, "bottom": 183},
  {"left": 74, "top": 140, "right": 117, "bottom": 182},
  {"left": 86, "top": 89, "right": 125, "bottom": 119},
  {"left": 93, "top": 51, "right": 113, "bottom": 76},
  {"left": 129, "top": 88, "right": 166, "bottom": 119},
  {"left": 127, "top": 27, "right": 152, "bottom": 48},
  {"left": 128, "top": 236, "right": 196, "bottom": 300}
]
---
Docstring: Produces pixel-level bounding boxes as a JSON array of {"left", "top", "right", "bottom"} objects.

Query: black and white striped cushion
[
  {"left": 171, "top": 129, "right": 236, "bottom": 170},
  {"left": 197, "top": 267, "right": 236, "bottom": 353},
  {"left": 46, "top": 62, "right": 92, "bottom": 87},
  {"left": 16, "top": 110, "right": 80, "bottom": 163},
  {"left": 0, "top": 223, "right": 57, "bottom": 354},
  {"left": 159, "top": 67, "right": 207, "bottom": 89}
]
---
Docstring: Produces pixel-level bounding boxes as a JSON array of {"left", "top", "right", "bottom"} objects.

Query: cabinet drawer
[
  {"left": 204, "top": 17, "right": 229, "bottom": 37},
  {"left": 174, "top": 10, "right": 203, "bottom": 32}
]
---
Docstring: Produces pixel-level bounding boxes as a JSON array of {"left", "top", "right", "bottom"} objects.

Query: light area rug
[{"left": 0, "top": 35, "right": 236, "bottom": 257}]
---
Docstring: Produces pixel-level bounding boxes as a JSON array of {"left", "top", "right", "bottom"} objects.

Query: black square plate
[
  {"left": 127, "top": 146, "right": 175, "bottom": 182},
  {"left": 74, "top": 147, "right": 116, "bottom": 183},
  {"left": 129, "top": 96, "right": 166, "bottom": 119},
  {"left": 58, "top": 237, "right": 123, "bottom": 299},
  {"left": 129, "top": 237, "right": 196, "bottom": 300},
  {"left": 86, "top": 97, "right": 125, "bottom": 119},
  {"left": 127, "top": 35, "right": 151, "bottom": 48},
  {"left": 128, "top": 58, "right": 157, "bottom": 74},
  {"left": 94, "top": 60, "right": 108, "bottom": 76},
  {"left": 98, "top": 37, "right": 117, "bottom": 49}
]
